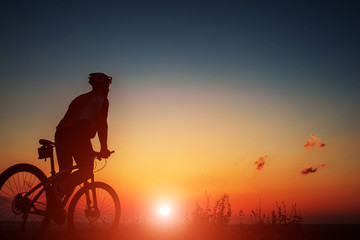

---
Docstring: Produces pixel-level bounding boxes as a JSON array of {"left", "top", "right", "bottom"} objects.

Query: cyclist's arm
[
  {"left": 98, "top": 99, "right": 110, "bottom": 157},
  {"left": 98, "top": 117, "right": 108, "bottom": 150}
]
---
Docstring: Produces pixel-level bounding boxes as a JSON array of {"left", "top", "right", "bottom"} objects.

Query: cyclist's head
[
  {"left": 88, "top": 72, "right": 112, "bottom": 96},
  {"left": 89, "top": 72, "right": 112, "bottom": 86}
]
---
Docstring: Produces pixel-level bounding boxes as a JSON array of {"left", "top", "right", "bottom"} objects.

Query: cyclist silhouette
[{"left": 54, "top": 73, "right": 112, "bottom": 197}]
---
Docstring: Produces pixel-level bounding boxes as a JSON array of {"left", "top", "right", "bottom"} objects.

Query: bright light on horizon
[{"left": 159, "top": 206, "right": 170, "bottom": 216}]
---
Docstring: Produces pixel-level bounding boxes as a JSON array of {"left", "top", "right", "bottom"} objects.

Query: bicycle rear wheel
[
  {"left": 67, "top": 181, "right": 120, "bottom": 239},
  {"left": 0, "top": 164, "right": 50, "bottom": 238}
]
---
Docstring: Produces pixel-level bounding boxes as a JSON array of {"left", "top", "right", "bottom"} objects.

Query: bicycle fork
[{"left": 84, "top": 177, "right": 100, "bottom": 222}]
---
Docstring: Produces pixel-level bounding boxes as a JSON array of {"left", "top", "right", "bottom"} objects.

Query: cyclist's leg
[
  {"left": 54, "top": 129, "right": 74, "bottom": 195},
  {"left": 69, "top": 137, "right": 94, "bottom": 189}
]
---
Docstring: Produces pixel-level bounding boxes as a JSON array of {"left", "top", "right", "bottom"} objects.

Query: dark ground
[{"left": 1, "top": 224, "right": 359, "bottom": 240}]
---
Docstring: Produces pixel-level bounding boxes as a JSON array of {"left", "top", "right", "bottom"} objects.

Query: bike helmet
[{"left": 88, "top": 72, "right": 112, "bottom": 85}]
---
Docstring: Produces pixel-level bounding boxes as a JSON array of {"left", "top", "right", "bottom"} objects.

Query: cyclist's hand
[{"left": 99, "top": 148, "right": 112, "bottom": 158}]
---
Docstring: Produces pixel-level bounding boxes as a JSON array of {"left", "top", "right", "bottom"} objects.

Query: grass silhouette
[{"left": 1, "top": 193, "right": 358, "bottom": 240}]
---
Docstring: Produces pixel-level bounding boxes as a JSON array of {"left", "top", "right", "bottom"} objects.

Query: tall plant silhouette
[
  {"left": 212, "top": 194, "right": 232, "bottom": 226},
  {"left": 186, "top": 192, "right": 232, "bottom": 227}
]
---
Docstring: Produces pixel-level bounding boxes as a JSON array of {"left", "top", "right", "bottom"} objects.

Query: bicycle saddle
[{"left": 39, "top": 139, "right": 55, "bottom": 146}]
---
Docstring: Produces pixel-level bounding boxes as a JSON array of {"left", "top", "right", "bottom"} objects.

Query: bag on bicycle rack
[{"left": 38, "top": 145, "right": 52, "bottom": 159}]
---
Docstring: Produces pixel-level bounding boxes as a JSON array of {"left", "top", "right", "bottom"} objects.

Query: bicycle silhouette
[{"left": 0, "top": 139, "right": 120, "bottom": 239}]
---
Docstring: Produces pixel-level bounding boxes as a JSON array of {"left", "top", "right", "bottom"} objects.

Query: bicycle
[{"left": 0, "top": 139, "right": 121, "bottom": 239}]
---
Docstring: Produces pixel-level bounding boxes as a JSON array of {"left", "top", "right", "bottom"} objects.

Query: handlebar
[{"left": 94, "top": 151, "right": 115, "bottom": 160}]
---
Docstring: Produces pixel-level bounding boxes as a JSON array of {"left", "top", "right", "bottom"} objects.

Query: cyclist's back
[
  {"left": 57, "top": 91, "right": 108, "bottom": 137},
  {"left": 55, "top": 73, "right": 113, "bottom": 196}
]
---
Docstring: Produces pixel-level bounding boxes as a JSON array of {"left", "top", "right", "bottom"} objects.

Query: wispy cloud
[
  {"left": 304, "top": 134, "right": 326, "bottom": 149},
  {"left": 301, "top": 167, "right": 317, "bottom": 175},
  {"left": 254, "top": 155, "right": 267, "bottom": 170},
  {"left": 301, "top": 164, "right": 326, "bottom": 175},
  {"left": 317, "top": 139, "right": 326, "bottom": 148}
]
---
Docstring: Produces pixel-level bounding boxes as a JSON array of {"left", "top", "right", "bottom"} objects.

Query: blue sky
[
  {"left": 2, "top": 0, "right": 359, "bottom": 84},
  {"left": 2, "top": 0, "right": 359, "bottom": 133}
]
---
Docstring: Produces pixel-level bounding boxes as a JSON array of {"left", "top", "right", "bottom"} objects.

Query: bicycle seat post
[{"left": 50, "top": 147, "right": 56, "bottom": 176}]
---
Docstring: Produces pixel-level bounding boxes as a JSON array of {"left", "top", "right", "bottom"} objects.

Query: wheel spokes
[
  {"left": 72, "top": 186, "right": 117, "bottom": 234},
  {"left": 0, "top": 171, "right": 47, "bottom": 231}
]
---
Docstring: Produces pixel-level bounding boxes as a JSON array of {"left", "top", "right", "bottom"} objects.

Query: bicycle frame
[
  {"left": 28, "top": 143, "right": 100, "bottom": 216},
  {"left": 26, "top": 165, "right": 78, "bottom": 209},
  {"left": 0, "top": 138, "right": 118, "bottom": 237}
]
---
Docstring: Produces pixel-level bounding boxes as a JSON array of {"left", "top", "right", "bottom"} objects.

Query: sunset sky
[{"left": 1, "top": 0, "right": 359, "bottom": 224}]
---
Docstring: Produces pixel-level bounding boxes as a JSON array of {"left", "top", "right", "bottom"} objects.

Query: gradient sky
[{"left": 1, "top": 0, "right": 360, "bottom": 224}]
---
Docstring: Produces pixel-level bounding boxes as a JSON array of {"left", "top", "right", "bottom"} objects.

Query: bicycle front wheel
[
  {"left": 67, "top": 181, "right": 120, "bottom": 239},
  {"left": 0, "top": 164, "right": 50, "bottom": 238}
]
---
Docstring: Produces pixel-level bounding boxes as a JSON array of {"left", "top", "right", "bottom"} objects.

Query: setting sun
[{"left": 159, "top": 206, "right": 170, "bottom": 216}]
